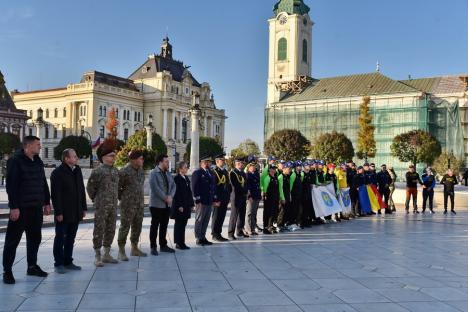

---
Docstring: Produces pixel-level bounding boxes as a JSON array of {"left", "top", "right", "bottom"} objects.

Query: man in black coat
[
  {"left": 228, "top": 158, "right": 248, "bottom": 239},
  {"left": 51, "top": 148, "right": 87, "bottom": 274},
  {"left": 3, "top": 136, "right": 51, "bottom": 285}
]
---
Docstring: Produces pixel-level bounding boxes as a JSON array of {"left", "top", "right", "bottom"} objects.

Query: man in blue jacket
[
  {"left": 421, "top": 167, "right": 436, "bottom": 214},
  {"left": 192, "top": 155, "right": 216, "bottom": 246},
  {"left": 3, "top": 136, "right": 51, "bottom": 285}
]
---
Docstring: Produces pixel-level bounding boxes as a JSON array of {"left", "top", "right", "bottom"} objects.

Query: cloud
[{"left": 0, "top": 6, "right": 35, "bottom": 23}]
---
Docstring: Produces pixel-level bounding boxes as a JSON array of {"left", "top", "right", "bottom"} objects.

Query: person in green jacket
[
  {"left": 277, "top": 162, "right": 293, "bottom": 231},
  {"left": 289, "top": 161, "right": 305, "bottom": 230},
  {"left": 261, "top": 165, "right": 284, "bottom": 234}
]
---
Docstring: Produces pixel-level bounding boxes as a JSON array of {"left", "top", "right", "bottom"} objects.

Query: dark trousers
[
  {"left": 290, "top": 199, "right": 302, "bottom": 225},
  {"left": 3, "top": 207, "right": 43, "bottom": 272},
  {"left": 379, "top": 187, "right": 390, "bottom": 207},
  {"left": 422, "top": 189, "right": 434, "bottom": 212},
  {"left": 149, "top": 207, "right": 169, "bottom": 248},
  {"left": 263, "top": 198, "right": 278, "bottom": 230},
  {"left": 211, "top": 201, "right": 228, "bottom": 237},
  {"left": 173, "top": 218, "right": 188, "bottom": 246},
  {"left": 228, "top": 197, "right": 246, "bottom": 236},
  {"left": 53, "top": 222, "right": 79, "bottom": 267},
  {"left": 277, "top": 201, "right": 290, "bottom": 227},
  {"left": 444, "top": 191, "right": 455, "bottom": 211}
]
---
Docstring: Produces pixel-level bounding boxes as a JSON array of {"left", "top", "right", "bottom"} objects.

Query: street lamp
[
  {"left": 189, "top": 92, "right": 201, "bottom": 173},
  {"left": 81, "top": 130, "right": 94, "bottom": 168}
]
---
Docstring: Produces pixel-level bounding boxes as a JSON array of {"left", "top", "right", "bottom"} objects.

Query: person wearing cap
[
  {"left": 316, "top": 161, "right": 326, "bottom": 184},
  {"left": 405, "top": 164, "right": 423, "bottom": 214},
  {"left": 228, "top": 158, "right": 249, "bottom": 239},
  {"left": 191, "top": 155, "right": 216, "bottom": 246},
  {"left": 117, "top": 150, "right": 147, "bottom": 261},
  {"left": 277, "top": 162, "right": 293, "bottom": 231},
  {"left": 388, "top": 166, "right": 397, "bottom": 212},
  {"left": 289, "top": 161, "right": 304, "bottom": 230},
  {"left": 87, "top": 140, "right": 120, "bottom": 266},
  {"left": 441, "top": 169, "right": 459, "bottom": 215},
  {"left": 149, "top": 154, "right": 177, "bottom": 255},
  {"left": 211, "top": 154, "right": 231, "bottom": 242},
  {"left": 301, "top": 161, "right": 314, "bottom": 227},
  {"left": 261, "top": 164, "right": 283, "bottom": 234},
  {"left": 346, "top": 162, "right": 358, "bottom": 217},
  {"left": 336, "top": 163, "right": 351, "bottom": 220},
  {"left": 377, "top": 164, "right": 392, "bottom": 214},
  {"left": 352, "top": 166, "right": 367, "bottom": 216},
  {"left": 246, "top": 161, "right": 262, "bottom": 235},
  {"left": 421, "top": 167, "right": 436, "bottom": 214}
]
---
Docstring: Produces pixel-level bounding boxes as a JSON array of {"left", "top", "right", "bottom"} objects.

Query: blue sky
[{"left": 1, "top": 0, "right": 467, "bottom": 151}]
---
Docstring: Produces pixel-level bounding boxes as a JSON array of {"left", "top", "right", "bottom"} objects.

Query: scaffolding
[{"left": 264, "top": 96, "right": 450, "bottom": 178}]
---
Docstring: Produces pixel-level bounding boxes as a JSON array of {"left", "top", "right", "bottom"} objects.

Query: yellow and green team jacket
[
  {"left": 262, "top": 173, "right": 285, "bottom": 201},
  {"left": 335, "top": 168, "right": 348, "bottom": 189}
]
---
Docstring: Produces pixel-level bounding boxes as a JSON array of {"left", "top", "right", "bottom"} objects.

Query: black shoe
[
  {"left": 251, "top": 231, "right": 259, "bottom": 236},
  {"left": 452, "top": 210, "right": 457, "bottom": 215},
  {"left": 422, "top": 210, "right": 426, "bottom": 214},
  {"left": 237, "top": 232, "right": 249, "bottom": 238},
  {"left": 176, "top": 244, "right": 190, "bottom": 250},
  {"left": 27, "top": 265, "right": 48, "bottom": 278},
  {"left": 212, "top": 236, "right": 228, "bottom": 242},
  {"left": 160, "top": 246, "right": 175, "bottom": 253},
  {"left": 413, "top": 210, "right": 419, "bottom": 214},
  {"left": 151, "top": 248, "right": 159, "bottom": 256},
  {"left": 263, "top": 229, "right": 272, "bottom": 234},
  {"left": 65, "top": 263, "right": 81, "bottom": 271},
  {"left": 444, "top": 210, "right": 448, "bottom": 215},
  {"left": 228, "top": 235, "right": 237, "bottom": 240},
  {"left": 196, "top": 240, "right": 204, "bottom": 246},
  {"left": 256, "top": 225, "right": 263, "bottom": 232},
  {"left": 3, "top": 271, "right": 15, "bottom": 284},
  {"left": 202, "top": 239, "right": 213, "bottom": 246}
]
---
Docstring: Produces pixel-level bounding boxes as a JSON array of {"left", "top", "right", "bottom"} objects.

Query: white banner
[
  {"left": 312, "top": 184, "right": 343, "bottom": 218},
  {"left": 339, "top": 187, "right": 352, "bottom": 213}
]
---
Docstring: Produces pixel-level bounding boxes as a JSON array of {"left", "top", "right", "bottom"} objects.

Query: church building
[{"left": 265, "top": 0, "right": 468, "bottom": 175}]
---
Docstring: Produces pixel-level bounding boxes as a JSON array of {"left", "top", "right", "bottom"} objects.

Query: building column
[
  {"left": 36, "top": 124, "right": 44, "bottom": 160},
  {"left": 162, "top": 108, "right": 168, "bottom": 139},
  {"left": 204, "top": 115, "right": 208, "bottom": 136},
  {"left": 179, "top": 112, "right": 183, "bottom": 143},
  {"left": 145, "top": 126, "right": 153, "bottom": 149},
  {"left": 211, "top": 118, "right": 215, "bottom": 137},
  {"left": 189, "top": 109, "right": 201, "bottom": 173},
  {"left": 172, "top": 110, "right": 176, "bottom": 140}
]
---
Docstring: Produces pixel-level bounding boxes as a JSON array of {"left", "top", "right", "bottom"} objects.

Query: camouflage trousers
[
  {"left": 118, "top": 206, "right": 144, "bottom": 246},
  {"left": 93, "top": 206, "right": 117, "bottom": 249}
]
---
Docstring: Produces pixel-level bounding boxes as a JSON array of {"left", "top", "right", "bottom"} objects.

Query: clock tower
[{"left": 267, "top": 0, "right": 313, "bottom": 105}]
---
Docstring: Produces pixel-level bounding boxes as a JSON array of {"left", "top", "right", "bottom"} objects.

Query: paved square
[{"left": 2, "top": 211, "right": 468, "bottom": 312}]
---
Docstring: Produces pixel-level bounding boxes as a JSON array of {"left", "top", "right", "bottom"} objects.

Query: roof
[
  {"left": 81, "top": 71, "right": 139, "bottom": 92},
  {"left": 280, "top": 72, "right": 420, "bottom": 102},
  {"left": 0, "top": 71, "right": 29, "bottom": 119},
  {"left": 274, "top": 0, "right": 310, "bottom": 16},
  {"left": 128, "top": 54, "right": 201, "bottom": 87},
  {"left": 400, "top": 76, "right": 467, "bottom": 94}
]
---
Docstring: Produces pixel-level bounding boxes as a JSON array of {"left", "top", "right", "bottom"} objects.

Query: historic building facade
[
  {"left": 0, "top": 71, "right": 28, "bottom": 139},
  {"left": 265, "top": 0, "right": 468, "bottom": 175},
  {"left": 12, "top": 37, "right": 226, "bottom": 165}
]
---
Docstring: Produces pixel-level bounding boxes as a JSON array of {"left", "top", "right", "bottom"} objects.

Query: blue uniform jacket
[{"left": 191, "top": 168, "right": 215, "bottom": 206}]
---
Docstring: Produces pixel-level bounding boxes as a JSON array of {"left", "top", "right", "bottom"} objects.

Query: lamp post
[
  {"left": 145, "top": 114, "right": 154, "bottom": 149},
  {"left": 81, "top": 130, "right": 93, "bottom": 168},
  {"left": 189, "top": 92, "right": 201, "bottom": 174},
  {"left": 35, "top": 108, "right": 45, "bottom": 160}
]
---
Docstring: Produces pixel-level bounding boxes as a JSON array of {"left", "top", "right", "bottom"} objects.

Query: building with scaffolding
[{"left": 266, "top": 1, "right": 467, "bottom": 176}]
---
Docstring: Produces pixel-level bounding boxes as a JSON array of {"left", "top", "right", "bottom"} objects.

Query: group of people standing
[{"left": 1, "top": 135, "right": 464, "bottom": 285}]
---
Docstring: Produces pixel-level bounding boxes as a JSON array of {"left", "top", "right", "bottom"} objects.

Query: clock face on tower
[{"left": 278, "top": 14, "right": 288, "bottom": 25}]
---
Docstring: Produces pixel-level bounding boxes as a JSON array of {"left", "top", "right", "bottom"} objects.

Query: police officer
[
  {"left": 192, "top": 155, "right": 216, "bottom": 246},
  {"left": 117, "top": 150, "right": 147, "bottom": 261},
  {"left": 87, "top": 140, "right": 120, "bottom": 267},
  {"left": 246, "top": 158, "right": 262, "bottom": 235},
  {"left": 211, "top": 153, "right": 231, "bottom": 242},
  {"left": 228, "top": 158, "right": 248, "bottom": 239}
]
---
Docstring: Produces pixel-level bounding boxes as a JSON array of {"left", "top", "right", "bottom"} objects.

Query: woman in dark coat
[{"left": 171, "top": 161, "right": 194, "bottom": 250}]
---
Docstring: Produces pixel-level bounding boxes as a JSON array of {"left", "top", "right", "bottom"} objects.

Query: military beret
[{"left": 128, "top": 150, "right": 144, "bottom": 160}]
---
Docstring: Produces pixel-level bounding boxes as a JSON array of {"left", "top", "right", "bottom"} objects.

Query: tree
[
  {"left": 356, "top": 96, "right": 376, "bottom": 160},
  {"left": 432, "top": 152, "right": 461, "bottom": 178},
  {"left": 115, "top": 130, "right": 167, "bottom": 170},
  {"left": 0, "top": 133, "right": 21, "bottom": 156},
  {"left": 184, "top": 136, "right": 223, "bottom": 163},
  {"left": 264, "top": 129, "right": 310, "bottom": 160},
  {"left": 312, "top": 131, "right": 354, "bottom": 164},
  {"left": 390, "top": 129, "right": 441, "bottom": 169},
  {"left": 54, "top": 135, "right": 92, "bottom": 160},
  {"left": 230, "top": 139, "right": 261, "bottom": 158}
]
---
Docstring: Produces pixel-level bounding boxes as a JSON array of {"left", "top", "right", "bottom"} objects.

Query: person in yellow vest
[{"left": 335, "top": 163, "right": 351, "bottom": 220}]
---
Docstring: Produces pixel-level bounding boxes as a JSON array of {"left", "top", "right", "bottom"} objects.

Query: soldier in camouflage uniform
[
  {"left": 117, "top": 150, "right": 147, "bottom": 261},
  {"left": 86, "top": 143, "right": 119, "bottom": 267}
]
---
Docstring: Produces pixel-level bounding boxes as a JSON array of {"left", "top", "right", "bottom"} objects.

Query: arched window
[
  {"left": 63, "top": 108, "right": 67, "bottom": 117},
  {"left": 302, "top": 39, "right": 308, "bottom": 63},
  {"left": 103, "top": 106, "right": 107, "bottom": 117},
  {"left": 99, "top": 106, "right": 103, "bottom": 117},
  {"left": 45, "top": 109, "right": 49, "bottom": 118},
  {"left": 278, "top": 38, "right": 287, "bottom": 61},
  {"left": 182, "top": 118, "right": 188, "bottom": 143},
  {"left": 54, "top": 108, "right": 58, "bottom": 118}
]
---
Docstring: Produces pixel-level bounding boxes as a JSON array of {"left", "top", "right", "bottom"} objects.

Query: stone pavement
[{"left": 2, "top": 211, "right": 468, "bottom": 311}]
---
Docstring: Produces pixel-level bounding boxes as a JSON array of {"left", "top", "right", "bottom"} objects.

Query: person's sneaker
[
  {"left": 150, "top": 248, "right": 159, "bottom": 256},
  {"left": 430, "top": 210, "right": 435, "bottom": 214},
  {"left": 27, "top": 265, "right": 48, "bottom": 278},
  {"left": 3, "top": 271, "right": 15, "bottom": 284},
  {"left": 452, "top": 210, "right": 457, "bottom": 215},
  {"left": 160, "top": 246, "right": 175, "bottom": 253},
  {"left": 65, "top": 263, "right": 82, "bottom": 271},
  {"left": 55, "top": 266, "right": 66, "bottom": 274}
]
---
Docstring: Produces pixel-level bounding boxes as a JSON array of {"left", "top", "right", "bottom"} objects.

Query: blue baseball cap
[{"left": 268, "top": 156, "right": 276, "bottom": 161}]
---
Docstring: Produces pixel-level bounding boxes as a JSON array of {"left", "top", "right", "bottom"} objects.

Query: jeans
[
  {"left": 149, "top": 207, "right": 169, "bottom": 248},
  {"left": 422, "top": 189, "right": 434, "bottom": 212}
]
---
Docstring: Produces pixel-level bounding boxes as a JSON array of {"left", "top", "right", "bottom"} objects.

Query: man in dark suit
[
  {"left": 51, "top": 148, "right": 87, "bottom": 274},
  {"left": 228, "top": 158, "right": 248, "bottom": 240},
  {"left": 191, "top": 155, "right": 216, "bottom": 246},
  {"left": 211, "top": 153, "right": 231, "bottom": 242}
]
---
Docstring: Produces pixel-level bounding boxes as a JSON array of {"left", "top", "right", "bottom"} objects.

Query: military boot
[
  {"left": 94, "top": 249, "right": 104, "bottom": 267},
  {"left": 118, "top": 244, "right": 129, "bottom": 261},
  {"left": 102, "top": 247, "right": 118, "bottom": 264},
  {"left": 131, "top": 244, "right": 147, "bottom": 257}
]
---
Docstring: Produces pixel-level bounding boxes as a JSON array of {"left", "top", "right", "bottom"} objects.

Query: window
[
  {"left": 278, "top": 38, "right": 287, "bottom": 61},
  {"left": 44, "top": 148, "right": 49, "bottom": 159},
  {"left": 29, "top": 128, "right": 33, "bottom": 136},
  {"left": 134, "top": 112, "right": 137, "bottom": 121},
  {"left": 124, "top": 128, "right": 129, "bottom": 141},
  {"left": 182, "top": 118, "right": 188, "bottom": 143},
  {"left": 302, "top": 39, "right": 308, "bottom": 63},
  {"left": 185, "top": 88, "right": 189, "bottom": 95},
  {"left": 138, "top": 112, "right": 141, "bottom": 122},
  {"left": 103, "top": 107, "right": 107, "bottom": 116},
  {"left": 80, "top": 125, "right": 84, "bottom": 135},
  {"left": 62, "top": 127, "right": 66, "bottom": 138},
  {"left": 174, "top": 117, "right": 178, "bottom": 140},
  {"left": 99, "top": 106, "right": 103, "bottom": 116},
  {"left": 54, "top": 108, "right": 58, "bottom": 118},
  {"left": 45, "top": 126, "right": 49, "bottom": 139},
  {"left": 45, "top": 109, "right": 49, "bottom": 118},
  {"left": 115, "top": 108, "right": 119, "bottom": 118},
  {"left": 53, "top": 127, "right": 58, "bottom": 139},
  {"left": 63, "top": 108, "right": 67, "bottom": 117},
  {"left": 99, "top": 126, "right": 105, "bottom": 138}
]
